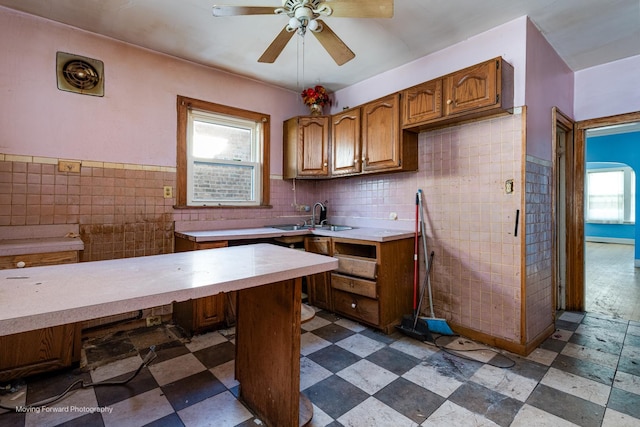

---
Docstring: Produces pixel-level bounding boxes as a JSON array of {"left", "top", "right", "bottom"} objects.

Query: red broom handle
[{"left": 413, "top": 192, "right": 419, "bottom": 312}]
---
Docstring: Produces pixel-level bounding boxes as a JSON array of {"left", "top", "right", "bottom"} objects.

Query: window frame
[
  {"left": 585, "top": 166, "right": 635, "bottom": 224},
  {"left": 176, "top": 95, "right": 270, "bottom": 208}
]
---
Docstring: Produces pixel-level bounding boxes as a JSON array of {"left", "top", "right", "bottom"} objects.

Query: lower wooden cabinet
[
  {"left": 173, "top": 237, "right": 229, "bottom": 335},
  {"left": 0, "top": 323, "right": 81, "bottom": 382},
  {"left": 0, "top": 250, "right": 82, "bottom": 381},
  {"left": 173, "top": 293, "right": 226, "bottom": 335},
  {"left": 306, "top": 235, "right": 413, "bottom": 334}
]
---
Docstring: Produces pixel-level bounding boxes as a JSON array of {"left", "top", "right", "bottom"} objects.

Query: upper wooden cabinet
[
  {"left": 331, "top": 107, "right": 361, "bottom": 176},
  {"left": 402, "top": 57, "right": 514, "bottom": 131},
  {"left": 283, "top": 116, "right": 330, "bottom": 179},
  {"left": 444, "top": 57, "right": 513, "bottom": 116},
  {"left": 362, "top": 94, "right": 401, "bottom": 172},
  {"left": 284, "top": 57, "right": 513, "bottom": 178},
  {"left": 401, "top": 79, "right": 443, "bottom": 126},
  {"left": 362, "top": 93, "right": 418, "bottom": 174}
]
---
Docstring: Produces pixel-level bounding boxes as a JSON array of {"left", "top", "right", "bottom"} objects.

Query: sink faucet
[{"left": 311, "top": 201, "right": 326, "bottom": 228}]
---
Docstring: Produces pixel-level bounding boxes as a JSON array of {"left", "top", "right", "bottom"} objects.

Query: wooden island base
[{"left": 236, "top": 277, "right": 310, "bottom": 426}]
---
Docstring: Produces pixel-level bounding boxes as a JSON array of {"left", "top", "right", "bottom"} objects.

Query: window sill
[{"left": 586, "top": 220, "right": 634, "bottom": 225}]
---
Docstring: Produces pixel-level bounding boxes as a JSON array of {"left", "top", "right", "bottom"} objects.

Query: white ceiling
[{"left": 1, "top": 0, "right": 639, "bottom": 93}]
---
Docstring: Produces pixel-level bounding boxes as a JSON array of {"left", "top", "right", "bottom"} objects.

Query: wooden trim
[
  {"left": 552, "top": 107, "right": 576, "bottom": 311},
  {"left": 175, "top": 95, "right": 271, "bottom": 207},
  {"left": 450, "top": 320, "right": 555, "bottom": 356},
  {"left": 571, "top": 110, "right": 640, "bottom": 310},
  {"left": 519, "top": 106, "right": 527, "bottom": 344}
]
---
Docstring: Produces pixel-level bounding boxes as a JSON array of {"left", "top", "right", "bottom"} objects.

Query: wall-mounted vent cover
[{"left": 56, "top": 52, "right": 104, "bottom": 97}]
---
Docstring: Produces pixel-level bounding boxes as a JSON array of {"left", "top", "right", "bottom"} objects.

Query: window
[
  {"left": 177, "top": 96, "right": 270, "bottom": 207},
  {"left": 585, "top": 166, "right": 635, "bottom": 223}
]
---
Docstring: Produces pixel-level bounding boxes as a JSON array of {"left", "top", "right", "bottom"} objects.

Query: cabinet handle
[
  {"left": 446, "top": 99, "right": 453, "bottom": 105},
  {"left": 16, "top": 261, "right": 26, "bottom": 268},
  {"left": 353, "top": 158, "right": 357, "bottom": 165},
  {"left": 351, "top": 301, "right": 357, "bottom": 309},
  {"left": 323, "top": 162, "right": 328, "bottom": 167}
]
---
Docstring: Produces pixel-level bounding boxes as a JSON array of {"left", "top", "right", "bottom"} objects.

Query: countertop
[
  {"left": 0, "top": 236, "right": 84, "bottom": 256},
  {"left": 0, "top": 224, "right": 84, "bottom": 256},
  {"left": 175, "top": 226, "right": 414, "bottom": 243},
  {"left": 0, "top": 244, "right": 338, "bottom": 336}
]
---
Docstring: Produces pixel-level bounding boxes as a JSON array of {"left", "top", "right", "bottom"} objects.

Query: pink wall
[
  {"left": 0, "top": 6, "right": 584, "bottom": 349},
  {"left": 331, "top": 16, "right": 528, "bottom": 113},
  {"left": 524, "top": 19, "right": 574, "bottom": 160},
  {"left": 0, "top": 7, "right": 302, "bottom": 175},
  {"left": 574, "top": 54, "right": 640, "bottom": 121},
  {"left": 315, "top": 114, "right": 525, "bottom": 342}
]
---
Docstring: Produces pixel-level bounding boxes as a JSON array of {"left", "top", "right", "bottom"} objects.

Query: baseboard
[{"left": 448, "top": 321, "right": 555, "bottom": 356}]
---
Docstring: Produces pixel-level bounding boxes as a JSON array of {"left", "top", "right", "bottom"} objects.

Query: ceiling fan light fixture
[
  {"left": 288, "top": 17, "right": 300, "bottom": 29},
  {"left": 307, "top": 18, "right": 320, "bottom": 32}
]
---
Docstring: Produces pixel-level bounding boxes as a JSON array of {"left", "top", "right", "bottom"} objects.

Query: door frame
[
  {"left": 552, "top": 107, "right": 574, "bottom": 311},
  {"left": 568, "top": 110, "right": 640, "bottom": 310}
]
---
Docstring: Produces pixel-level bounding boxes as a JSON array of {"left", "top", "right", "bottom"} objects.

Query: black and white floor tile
[{"left": 1, "top": 309, "right": 639, "bottom": 426}]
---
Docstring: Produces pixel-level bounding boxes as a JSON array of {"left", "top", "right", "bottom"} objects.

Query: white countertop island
[
  {"left": 0, "top": 243, "right": 337, "bottom": 426},
  {"left": 0, "top": 243, "right": 336, "bottom": 336}
]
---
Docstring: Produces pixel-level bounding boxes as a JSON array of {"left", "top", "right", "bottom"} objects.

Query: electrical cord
[
  {"left": 430, "top": 334, "right": 516, "bottom": 369},
  {"left": 0, "top": 346, "right": 157, "bottom": 413}
]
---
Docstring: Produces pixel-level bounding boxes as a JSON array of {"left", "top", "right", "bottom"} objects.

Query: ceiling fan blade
[
  {"left": 312, "top": 20, "right": 355, "bottom": 66},
  {"left": 258, "top": 26, "right": 295, "bottom": 63},
  {"left": 321, "top": 0, "right": 393, "bottom": 18},
  {"left": 212, "top": 5, "right": 276, "bottom": 17}
]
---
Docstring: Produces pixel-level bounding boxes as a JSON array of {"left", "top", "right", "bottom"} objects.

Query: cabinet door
[
  {"left": 195, "top": 295, "right": 226, "bottom": 328},
  {"left": 402, "top": 79, "right": 443, "bottom": 126},
  {"left": 444, "top": 59, "right": 498, "bottom": 116},
  {"left": 362, "top": 93, "right": 401, "bottom": 172},
  {"left": 307, "top": 272, "right": 332, "bottom": 310},
  {"left": 305, "top": 237, "right": 332, "bottom": 310},
  {"left": 298, "top": 116, "right": 329, "bottom": 177},
  {"left": 331, "top": 108, "right": 361, "bottom": 176},
  {"left": 173, "top": 237, "right": 228, "bottom": 334},
  {"left": 0, "top": 323, "right": 81, "bottom": 382}
]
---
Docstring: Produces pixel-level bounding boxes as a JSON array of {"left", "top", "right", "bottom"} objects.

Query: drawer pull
[
  {"left": 16, "top": 261, "right": 26, "bottom": 268},
  {"left": 351, "top": 302, "right": 357, "bottom": 309}
]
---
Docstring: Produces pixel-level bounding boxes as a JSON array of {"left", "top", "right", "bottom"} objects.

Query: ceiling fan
[{"left": 212, "top": 0, "right": 393, "bottom": 66}]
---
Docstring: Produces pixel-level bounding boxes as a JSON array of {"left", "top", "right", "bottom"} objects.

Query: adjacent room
[{"left": 1, "top": 1, "right": 639, "bottom": 426}]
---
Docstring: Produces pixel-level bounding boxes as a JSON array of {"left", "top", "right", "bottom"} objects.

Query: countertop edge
[
  {"left": 0, "top": 244, "right": 337, "bottom": 336},
  {"left": 175, "top": 227, "right": 414, "bottom": 243}
]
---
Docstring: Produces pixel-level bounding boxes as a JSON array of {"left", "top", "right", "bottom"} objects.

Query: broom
[
  {"left": 418, "top": 189, "right": 454, "bottom": 335},
  {"left": 395, "top": 192, "right": 433, "bottom": 342}
]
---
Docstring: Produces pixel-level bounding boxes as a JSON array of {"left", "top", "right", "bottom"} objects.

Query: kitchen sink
[
  {"left": 318, "top": 225, "right": 354, "bottom": 231},
  {"left": 269, "top": 224, "right": 312, "bottom": 231},
  {"left": 269, "top": 224, "right": 354, "bottom": 232}
]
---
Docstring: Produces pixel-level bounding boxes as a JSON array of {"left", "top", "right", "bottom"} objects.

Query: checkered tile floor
[{"left": 1, "top": 309, "right": 639, "bottom": 426}]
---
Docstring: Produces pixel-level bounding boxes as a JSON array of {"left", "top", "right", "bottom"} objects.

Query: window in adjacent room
[
  {"left": 585, "top": 166, "right": 635, "bottom": 223},
  {"left": 176, "top": 96, "right": 270, "bottom": 207}
]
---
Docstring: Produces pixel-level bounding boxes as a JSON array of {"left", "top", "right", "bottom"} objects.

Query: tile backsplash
[{"left": 0, "top": 110, "right": 548, "bottom": 346}]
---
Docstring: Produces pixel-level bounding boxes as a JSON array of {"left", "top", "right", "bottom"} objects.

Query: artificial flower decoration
[{"left": 301, "top": 85, "right": 331, "bottom": 107}]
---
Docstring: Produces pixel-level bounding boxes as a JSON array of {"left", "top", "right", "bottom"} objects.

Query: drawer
[
  {"left": 331, "top": 273, "right": 377, "bottom": 299},
  {"left": 335, "top": 254, "right": 377, "bottom": 279},
  {"left": 305, "top": 237, "right": 331, "bottom": 255},
  {"left": 332, "top": 289, "right": 379, "bottom": 326},
  {"left": 0, "top": 251, "right": 79, "bottom": 270}
]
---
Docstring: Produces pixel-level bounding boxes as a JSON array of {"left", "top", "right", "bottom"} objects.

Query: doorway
[{"left": 565, "top": 111, "right": 640, "bottom": 315}]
